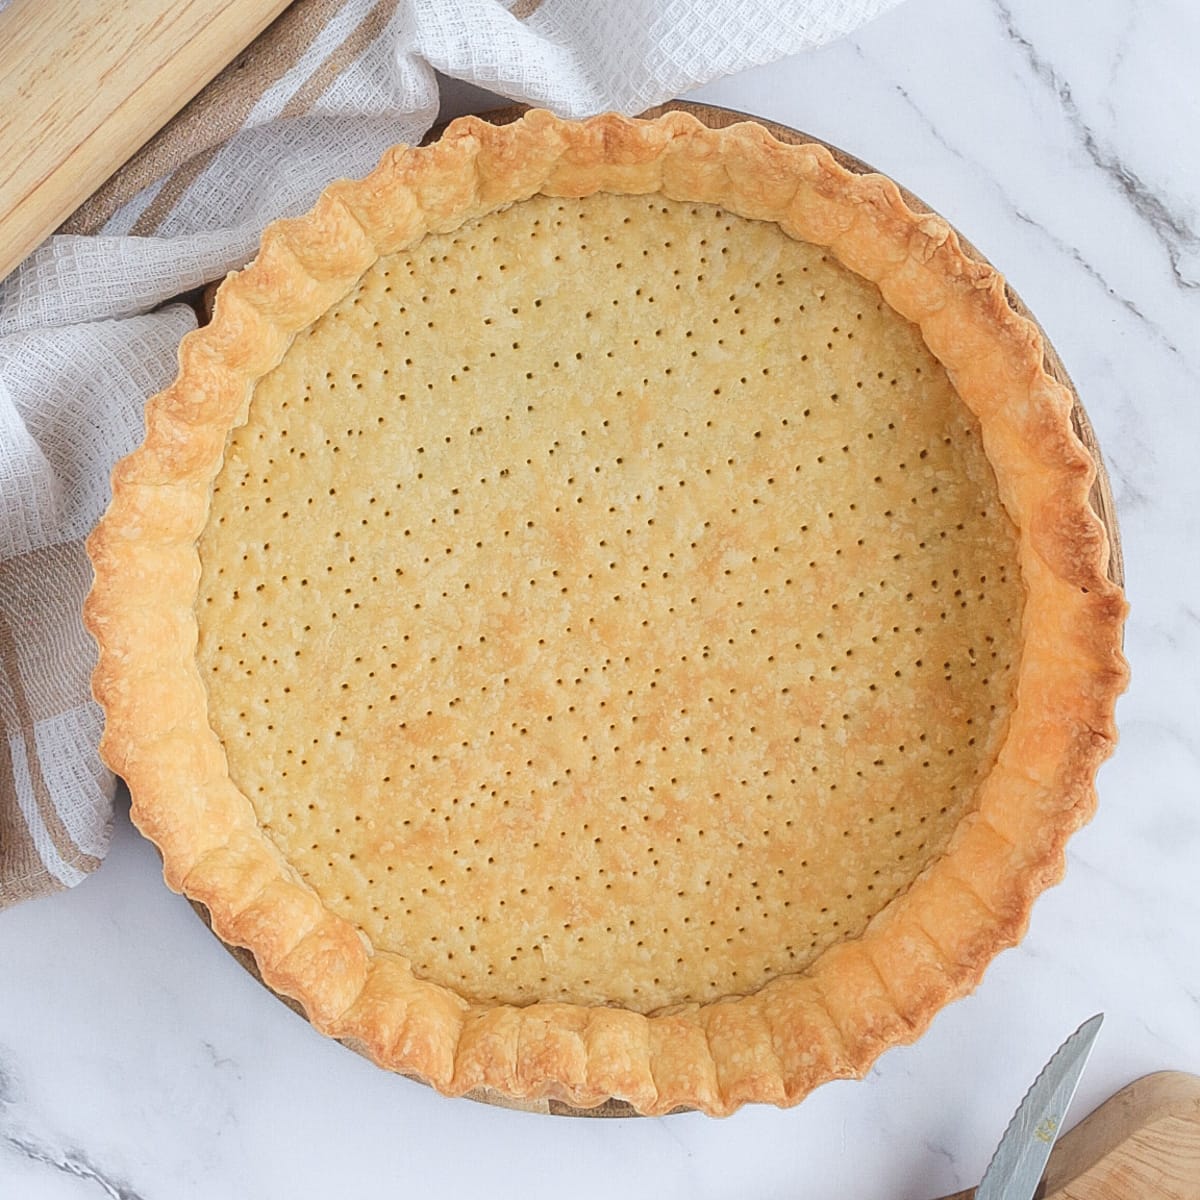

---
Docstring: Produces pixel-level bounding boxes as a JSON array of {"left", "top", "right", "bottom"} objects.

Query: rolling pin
[{"left": 0, "top": 0, "right": 289, "bottom": 283}]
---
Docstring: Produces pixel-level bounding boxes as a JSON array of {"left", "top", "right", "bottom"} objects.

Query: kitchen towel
[{"left": 0, "top": 0, "right": 905, "bottom": 907}]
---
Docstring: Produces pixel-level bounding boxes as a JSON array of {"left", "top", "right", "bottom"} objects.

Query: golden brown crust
[
  {"left": 84, "top": 109, "right": 1128, "bottom": 1116},
  {"left": 196, "top": 187, "right": 1025, "bottom": 1014}
]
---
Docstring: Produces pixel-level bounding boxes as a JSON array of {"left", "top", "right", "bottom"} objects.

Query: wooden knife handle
[
  {"left": 0, "top": 0, "right": 290, "bottom": 284},
  {"left": 936, "top": 1072, "right": 1200, "bottom": 1200}
]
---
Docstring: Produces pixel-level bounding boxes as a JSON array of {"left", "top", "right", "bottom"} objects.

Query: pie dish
[{"left": 85, "top": 109, "right": 1128, "bottom": 1116}]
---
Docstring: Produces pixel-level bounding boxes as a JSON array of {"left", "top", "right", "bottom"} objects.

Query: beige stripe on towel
[
  {"left": 62, "top": 0, "right": 347, "bottom": 237},
  {"left": 0, "top": 609, "right": 101, "bottom": 882}
]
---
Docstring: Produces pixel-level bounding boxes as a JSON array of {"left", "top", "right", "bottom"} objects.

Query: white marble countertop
[{"left": 3, "top": 0, "right": 1200, "bottom": 1196}]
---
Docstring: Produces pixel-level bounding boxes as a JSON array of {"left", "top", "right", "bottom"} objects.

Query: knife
[{"left": 975, "top": 1013, "right": 1105, "bottom": 1200}]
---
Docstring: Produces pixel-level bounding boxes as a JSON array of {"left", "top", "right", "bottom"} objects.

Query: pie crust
[{"left": 85, "top": 110, "right": 1128, "bottom": 1116}]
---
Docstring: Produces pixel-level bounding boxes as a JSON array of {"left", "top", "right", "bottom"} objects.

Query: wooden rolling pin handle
[{"left": 934, "top": 1072, "right": 1200, "bottom": 1200}]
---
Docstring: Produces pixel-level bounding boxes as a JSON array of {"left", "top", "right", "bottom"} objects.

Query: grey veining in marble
[{"left": 1, "top": 1048, "right": 142, "bottom": 1199}]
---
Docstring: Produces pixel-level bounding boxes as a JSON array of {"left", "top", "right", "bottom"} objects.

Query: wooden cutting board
[
  {"left": 940, "top": 1071, "right": 1200, "bottom": 1200},
  {"left": 0, "top": 0, "right": 289, "bottom": 283}
]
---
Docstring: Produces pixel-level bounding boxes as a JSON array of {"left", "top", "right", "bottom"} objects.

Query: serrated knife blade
[{"left": 975, "top": 1013, "right": 1104, "bottom": 1200}]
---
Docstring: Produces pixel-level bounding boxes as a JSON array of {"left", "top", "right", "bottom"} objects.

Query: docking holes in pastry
[{"left": 196, "top": 193, "right": 1024, "bottom": 1013}]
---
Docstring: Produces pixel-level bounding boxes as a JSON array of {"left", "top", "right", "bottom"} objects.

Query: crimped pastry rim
[{"left": 84, "top": 109, "right": 1129, "bottom": 1116}]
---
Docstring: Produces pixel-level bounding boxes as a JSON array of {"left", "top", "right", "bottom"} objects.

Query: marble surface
[{"left": 3, "top": 0, "right": 1200, "bottom": 1195}]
